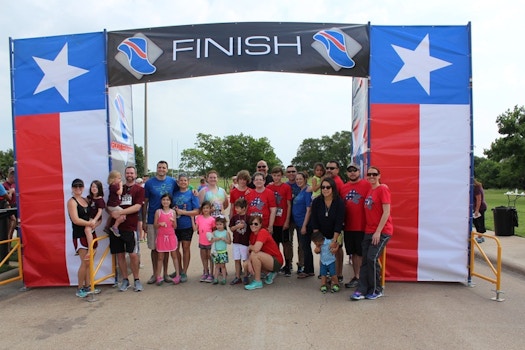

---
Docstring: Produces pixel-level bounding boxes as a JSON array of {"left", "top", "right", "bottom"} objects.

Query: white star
[
  {"left": 33, "top": 43, "right": 89, "bottom": 103},
  {"left": 391, "top": 34, "right": 452, "bottom": 95}
]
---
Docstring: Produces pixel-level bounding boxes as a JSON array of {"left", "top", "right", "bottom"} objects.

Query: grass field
[{"left": 483, "top": 188, "right": 525, "bottom": 237}]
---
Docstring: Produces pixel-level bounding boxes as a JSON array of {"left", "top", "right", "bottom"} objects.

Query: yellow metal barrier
[
  {"left": 0, "top": 237, "right": 23, "bottom": 286},
  {"left": 85, "top": 234, "right": 115, "bottom": 299},
  {"left": 469, "top": 231, "right": 504, "bottom": 301}
]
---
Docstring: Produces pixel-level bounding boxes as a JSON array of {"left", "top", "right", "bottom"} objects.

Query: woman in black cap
[{"left": 66, "top": 178, "right": 97, "bottom": 298}]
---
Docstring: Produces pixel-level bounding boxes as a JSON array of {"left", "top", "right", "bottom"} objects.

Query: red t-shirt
[
  {"left": 364, "top": 184, "right": 393, "bottom": 235},
  {"left": 245, "top": 188, "right": 277, "bottom": 228},
  {"left": 249, "top": 228, "right": 284, "bottom": 266},
  {"left": 266, "top": 182, "right": 292, "bottom": 227},
  {"left": 118, "top": 184, "right": 145, "bottom": 232},
  {"left": 332, "top": 175, "right": 345, "bottom": 193},
  {"left": 340, "top": 179, "right": 372, "bottom": 232},
  {"left": 229, "top": 186, "right": 250, "bottom": 205}
]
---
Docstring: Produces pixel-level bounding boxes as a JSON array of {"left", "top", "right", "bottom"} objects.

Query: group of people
[
  {"left": 66, "top": 159, "right": 393, "bottom": 301},
  {"left": 1, "top": 167, "right": 18, "bottom": 242}
]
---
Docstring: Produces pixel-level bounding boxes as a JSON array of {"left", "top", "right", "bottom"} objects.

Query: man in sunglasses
[
  {"left": 325, "top": 160, "right": 345, "bottom": 282},
  {"left": 248, "top": 160, "right": 273, "bottom": 189},
  {"left": 325, "top": 161, "right": 345, "bottom": 191},
  {"left": 340, "top": 163, "right": 372, "bottom": 289}
]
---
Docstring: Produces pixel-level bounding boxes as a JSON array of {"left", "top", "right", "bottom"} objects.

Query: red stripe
[
  {"left": 124, "top": 39, "right": 148, "bottom": 59},
  {"left": 15, "top": 114, "right": 69, "bottom": 286},
  {"left": 320, "top": 32, "right": 346, "bottom": 51},
  {"left": 370, "top": 104, "right": 420, "bottom": 281}
]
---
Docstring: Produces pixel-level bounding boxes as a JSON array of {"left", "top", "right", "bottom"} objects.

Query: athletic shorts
[
  {"left": 109, "top": 230, "right": 138, "bottom": 254},
  {"left": 344, "top": 230, "right": 364, "bottom": 256},
  {"left": 232, "top": 243, "right": 249, "bottom": 261},
  {"left": 199, "top": 243, "right": 212, "bottom": 250},
  {"left": 146, "top": 224, "right": 157, "bottom": 250},
  {"left": 176, "top": 227, "right": 194, "bottom": 242},
  {"left": 271, "top": 257, "right": 283, "bottom": 273},
  {"left": 212, "top": 251, "right": 229, "bottom": 264},
  {"left": 73, "top": 232, "right": 98, "bottom": 253}
]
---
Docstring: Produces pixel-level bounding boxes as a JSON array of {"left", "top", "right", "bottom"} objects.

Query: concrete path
[{"left": 1, "top": 232, "right": 525, "bottom": 349}]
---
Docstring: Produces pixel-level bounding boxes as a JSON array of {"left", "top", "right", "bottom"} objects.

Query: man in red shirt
[
  {"left": 109, "top": 166, "right": 145, "bottom": 292},
  {"left": 339, "top": 163, "right": 372, "bottom": 288},
  {"left": 266, "top": 166, "right": 293, "bottom": 276}
]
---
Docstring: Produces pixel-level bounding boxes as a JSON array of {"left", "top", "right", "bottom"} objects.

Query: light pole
[{"left": 144, "top": 82, "right": 148, "bottom": 175}]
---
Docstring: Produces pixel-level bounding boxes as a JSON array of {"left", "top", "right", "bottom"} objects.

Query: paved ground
[{"left": 1, "top": 231, "right": 525, "bottom": 349}]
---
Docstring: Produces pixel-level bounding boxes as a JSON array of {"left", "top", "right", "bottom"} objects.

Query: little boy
[
  {"left": 312, "top": 231, "right": 340, "bottom": 293},
  {"left": 229, "top": 198, "right": 250, "bottom": 285}
]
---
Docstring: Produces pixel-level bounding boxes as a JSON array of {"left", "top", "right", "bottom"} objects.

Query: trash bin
[{"left": 492, "top": 206, "right": 519, "bottom": 236}]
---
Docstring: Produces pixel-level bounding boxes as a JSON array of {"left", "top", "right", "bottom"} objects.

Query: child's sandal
[{"left": 320, "top": 285, "right": 328, "bottom": 294}]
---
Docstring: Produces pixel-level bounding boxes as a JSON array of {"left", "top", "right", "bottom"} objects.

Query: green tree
[
  {"left": 484, "top": 105, "right": 525, "bottom": 188},
  {"left": 0, "top": 149, "right": 14, "bottom": 177},
  {"left": 474, "top": 156, "right": 501, "bottom": 189},
  {"left": 292, "top": 130, "right": 351, "bottom": 174},
  {"left": 180, "top": 133, "right": 281, "bottom": 177},
  {"left": 134, "top": 144, "right": 145, "bottom": 177}
]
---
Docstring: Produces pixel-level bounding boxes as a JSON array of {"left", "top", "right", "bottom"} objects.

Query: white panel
[
  {"left": 418, "top": 104, "right": 471, "bottom": 282},
  {"left": 61, "top": 109, "right": 112, "bottom": 285}
]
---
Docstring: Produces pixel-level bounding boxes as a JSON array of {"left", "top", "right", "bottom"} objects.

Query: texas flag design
[
  {"left": 12, "top": 32, "right": 110, "bottom": 287},
  {"left": 369, "top": 26, "right": 472, "bottom": 282}
]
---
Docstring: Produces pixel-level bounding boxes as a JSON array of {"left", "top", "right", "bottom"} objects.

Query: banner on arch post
[
  {"left": 369, "top": 25, "right": 472, "bottom": 282},
  {"left": 108, "top": 85, "right": 135, "bottom": 173},
  {"left": 11, "top": 32, "right": 112, "bottom": 287}
]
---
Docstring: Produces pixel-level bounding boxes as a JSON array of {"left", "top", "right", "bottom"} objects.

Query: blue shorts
[{"left": 320, "top": 261, "right": 335, "bottom": 277}]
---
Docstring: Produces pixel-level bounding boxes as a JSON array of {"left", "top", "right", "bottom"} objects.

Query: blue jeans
[{"left": 357, "top": 233, "right": 390, "bottom": 294}]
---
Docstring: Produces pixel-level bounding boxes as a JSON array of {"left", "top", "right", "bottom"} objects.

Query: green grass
[{"left": 484, "top": 188, "right": 525, "bottom": 237}]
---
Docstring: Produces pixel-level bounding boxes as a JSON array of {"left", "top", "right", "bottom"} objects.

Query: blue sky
[{"left": 1, "top": 0, "right": 522, "bottom": 171}]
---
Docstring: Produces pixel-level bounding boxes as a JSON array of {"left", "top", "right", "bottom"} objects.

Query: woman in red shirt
[{"left": 244, "top": 215, "right": 284, "bottom": 290}]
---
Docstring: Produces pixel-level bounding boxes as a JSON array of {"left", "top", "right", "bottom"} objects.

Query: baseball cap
[
  {"left": 346, "top": 163, "right": 361, "bottom": 171},
  {"left": 71, "top": 178, "right": 84, "bottom": 187}
]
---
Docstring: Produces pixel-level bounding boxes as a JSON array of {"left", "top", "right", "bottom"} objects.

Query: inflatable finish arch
[{"left": 10, "top": 22, "right": 472, "bottom": 287}]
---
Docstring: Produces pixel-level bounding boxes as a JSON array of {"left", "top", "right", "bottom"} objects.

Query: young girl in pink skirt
[{"left": 154, "top": 193, "right": 181, "bottom": 285}]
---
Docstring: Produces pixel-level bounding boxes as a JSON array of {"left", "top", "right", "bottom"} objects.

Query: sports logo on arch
[
  {"left": 115, "top": 33, "right": 163, "bottom": 79},
  {"left": 311, "top": 28, "right": 362, "bottom": 71}
]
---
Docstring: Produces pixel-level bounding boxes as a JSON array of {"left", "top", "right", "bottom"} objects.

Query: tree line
[{"left": 3, "top": 105, "right": 523, "bottom": 188}]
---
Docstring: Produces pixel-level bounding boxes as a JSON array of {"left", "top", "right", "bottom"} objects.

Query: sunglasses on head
[
  {"left": 367, "top": 173, "right": 379, "bottom": 177},
  {"left": 321, "top": 185, "right": 332, "bottom": 190}
]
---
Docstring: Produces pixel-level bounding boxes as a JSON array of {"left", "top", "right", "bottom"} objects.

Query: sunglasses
[
  {"left": 367, "top": 173, "right": 379, "bottom": 177},
  {"left": 257, "top": 165, "right": 266, "bottom": 168},
  {"left": 72, "top": 184, "right": 84, "bottom": 188},
  {"left": 326, "top": 167, "right": 337, "bottom": 170},
  {"left": 249, "top": 222, "right": 260, "bottom": 226},
  {"left": 321, "top": 185, "right": 332, "bottom": 190},
  {"left": 287, "top": 170, "right": 296, "bottom": 173},
  {"left": 347, "top": 168, "right": 358, "bottom": 172}
]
